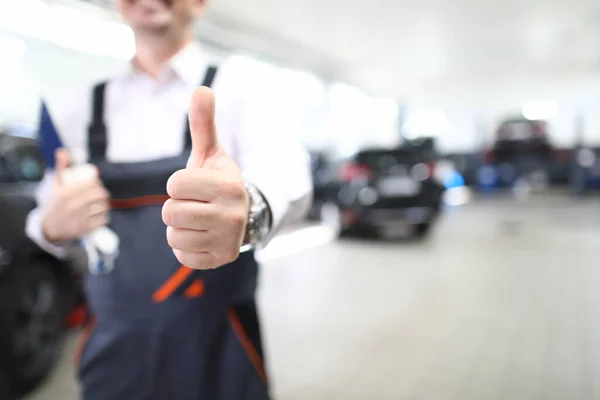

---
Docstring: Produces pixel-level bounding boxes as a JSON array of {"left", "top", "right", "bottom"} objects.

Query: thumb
[
  {"left": 188, "top": 87, "right": 219, "bottom": 168},
  {"left": 54, "top": 148, "right": 71, "bottom": 183}
]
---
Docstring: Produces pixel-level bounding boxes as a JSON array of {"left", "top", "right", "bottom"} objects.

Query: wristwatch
[{"left": 241, "top": 181, "right": 272, "bottom": 252}]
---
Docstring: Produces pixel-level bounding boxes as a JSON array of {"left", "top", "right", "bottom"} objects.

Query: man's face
[{"left": 118, "top": 0, "right": 205, "bottom": 34}]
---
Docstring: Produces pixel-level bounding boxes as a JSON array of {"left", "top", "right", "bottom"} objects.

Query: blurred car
[
  {"left": 477, "top": 117, "right": 554, "bottom": 190},
  {"left": 487, "top": 117, "right": 552, "bottom": 163},
  {"left": 576, "top": 147, "right": 600, "bottom": 191},
  {"left": 0, "top": 131, "right": 80, "bottom": 397},
  {"left": 321, "top": 147, "right": 445, "bottom": 239},
  {"left": 547, "top": 148, "right": 574, "bottom": 187},
  {"left": 404, "top": 136, "right": 438, "bottom": 160},
  {"left": 307, "top": 151, "right": 341, "bottom": 221},
  {"left": 444, "top": 152, "right": 482, "bottom": 187}
]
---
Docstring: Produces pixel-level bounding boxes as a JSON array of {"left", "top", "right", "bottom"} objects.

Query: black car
[
  {"left": 307, "top": 151, "right": 341, "bottom": 221},
  {"left": 478, "top": 117, "right": 564, "bottom": 189},
  {"left": 0, "top": 132, "right": 80, "bottom": 397},
  {"left": 320, "top": 147, "right": 445, "bottom": 239},
  {"left": 487, "top": 117, "right": 552, "bottom": 163}
]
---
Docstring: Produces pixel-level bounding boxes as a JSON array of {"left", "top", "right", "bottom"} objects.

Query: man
[{"left": 25, "top": 0, "right": 312, "bottom": 398}]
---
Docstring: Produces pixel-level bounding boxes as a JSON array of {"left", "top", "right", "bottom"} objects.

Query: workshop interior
[{"left": 1, "top": 0, "right": 600, "bottom": 399}]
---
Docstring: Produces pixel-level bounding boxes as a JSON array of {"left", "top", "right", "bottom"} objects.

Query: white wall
[
  {"left": 0, "top": 31, "right": 122, "bottom": 128},
  {"left": 407, "top": 78, "right": 600, "bottom": 153},
  {"left": 0, "top": 31, "right": 398, "bottom": 154},
  {"left": 0, "top": 0, "right": 400, "bottom": 153},
  {"left": 5, "top": 31, "right": 599, "bottom": 156}
]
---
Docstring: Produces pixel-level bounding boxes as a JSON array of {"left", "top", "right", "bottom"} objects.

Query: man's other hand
[{"left": 42, "top": 149, "right": 111, "bottom": 243}]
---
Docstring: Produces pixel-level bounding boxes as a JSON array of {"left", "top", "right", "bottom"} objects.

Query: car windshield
[
  {"left": 497, "top": 119, "right": 544, "bottom": 141},
  {"left": 354, "top": 150, "right": 420, "bottom": 174},
  {"left": 357, "top": 149, "right": 419, "bottom": 164}
]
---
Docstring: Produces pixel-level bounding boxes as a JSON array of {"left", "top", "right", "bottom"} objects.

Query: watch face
[
  {"left": 250, "top": 207, "right": 268, "bottom": 244},
  {"left": 243, "top": 181, "right": 271, "bottom": 247}
]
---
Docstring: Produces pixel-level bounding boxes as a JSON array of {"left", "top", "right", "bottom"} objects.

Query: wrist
[{"left": 41, "top": 217, "right": 64, "bottom": 244}]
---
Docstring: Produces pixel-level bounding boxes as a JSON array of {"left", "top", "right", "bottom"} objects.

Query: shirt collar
[
  {"left": 115, "top": 42, "right": 208, "bottom": 87},
  {"left": 169, "top": 42, "right": 209, "bottom": 87}
]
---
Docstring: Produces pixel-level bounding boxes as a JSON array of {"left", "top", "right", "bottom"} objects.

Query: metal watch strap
[{"left": 241, "top": 181, "right": 271, "bottom": 252}]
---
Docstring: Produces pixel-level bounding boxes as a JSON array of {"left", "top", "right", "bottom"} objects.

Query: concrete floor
[{"left": 28, "top": 195, "right": 600, "bottom": 400}]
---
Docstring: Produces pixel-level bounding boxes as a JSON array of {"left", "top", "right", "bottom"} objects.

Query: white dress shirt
[{"left": 26, "top": 43, "right": 313, "bottom": 259}]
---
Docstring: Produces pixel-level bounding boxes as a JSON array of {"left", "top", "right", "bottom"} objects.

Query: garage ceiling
[{"left": 75, "top": 0, "right": 600, "bottom": 98}]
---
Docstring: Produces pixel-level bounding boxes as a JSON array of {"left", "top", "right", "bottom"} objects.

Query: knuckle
[
  {"left": 166, "top": 227, "right": 179, "bottom": 249},
  {"left": 220, "top": 180, "right": 246, "bottom": 201},
  {"left": 227, "top": 210, "right": 247, "bottom": 227},
  {"left": 100, "top": 187, "right": 110, "bottom": 200},
  {"left": 166, "top": 170, "right": 185, "bottom": 198},
  {"left": 162, "top": 200, "right": 174, "bottom": 225}
]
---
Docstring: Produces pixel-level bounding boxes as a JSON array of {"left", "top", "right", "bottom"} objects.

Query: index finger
[
  {"left": 166, "top": 168, "right": 224, "bottom": 202},
  {"left": 62, "top": 178, "right": 107, "bottom": 196}
]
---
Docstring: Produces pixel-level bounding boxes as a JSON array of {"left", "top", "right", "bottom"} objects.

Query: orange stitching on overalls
[
  {"left": 184, "top": 279, "right": 205, "bottom": 298},
  {"left": 73, "top": 315, "right": 97, "bottom": 365},
  {"left": 111, "top": 195, "right": 170, "bottom": 209},
  {"left": 152, "top": 266, "right": 195, "bottom": 303},
  {"left": 227, "top": 308, "right": 267, "bottom": 384}
]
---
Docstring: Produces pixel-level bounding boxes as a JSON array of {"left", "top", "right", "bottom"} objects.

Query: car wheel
[
  {"left": 320, "top": 203, "right": 343, "bottom": 237},
  {"left": 307, "top": 200, "right": 323, "bottom": 221},
  {"left": 415, "top": 222, "right": 432, "bottom": 239},
  {"left": 0, "top": 262, "right": 66, "bottom": 396}
]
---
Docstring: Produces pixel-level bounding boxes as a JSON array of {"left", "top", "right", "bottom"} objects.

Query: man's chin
[{"left": 132, "top": 16, "right": 173, "bottom": 33}]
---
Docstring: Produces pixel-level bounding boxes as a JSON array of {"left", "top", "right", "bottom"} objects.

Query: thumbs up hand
[{"left": 162, "top": 87, "right": 250, "bottom": 270}]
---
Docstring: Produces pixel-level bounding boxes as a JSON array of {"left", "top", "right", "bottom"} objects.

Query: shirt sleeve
[
  {"left": 222, "top": 63, "right": 313, "bottom": 241},
  {"left": 25, "top": 170, "right": 70, "bottom": 258},
  {"left": 25, "top": 89, "right": 91, "bottom": 258}
]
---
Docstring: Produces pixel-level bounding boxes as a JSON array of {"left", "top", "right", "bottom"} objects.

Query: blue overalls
[{"left": 73, "top": 67, "right": 270, "bottom": 400}]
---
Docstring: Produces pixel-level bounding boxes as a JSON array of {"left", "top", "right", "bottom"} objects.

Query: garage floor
[{"left": 28, "top": 195, "right": 600, "bottom": 400}]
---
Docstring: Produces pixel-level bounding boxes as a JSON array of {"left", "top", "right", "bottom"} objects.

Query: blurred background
[{"left": 1, "top": 0, "right": 600, "bottom": 399}]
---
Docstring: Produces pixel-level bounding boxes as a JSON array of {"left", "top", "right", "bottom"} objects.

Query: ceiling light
[
  {"left": 0, "top": 0, "right": 134, "bottom": 60},
  {"left": 0, "top": 0, "right": 52, "bottom": 39},
  {"left": 0, "top": 34, "right": 26, "bottom": 63},
  {"left": 522, "top": 100, "right": 558, "bottom": 120}
]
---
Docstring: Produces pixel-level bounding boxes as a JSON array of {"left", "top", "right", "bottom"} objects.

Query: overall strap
[
  {"left": 184, "top": 65, "right": 219, "bottom": 149},
  {"left": 88, "top": 82, "right": 108, "bottom": 161},
  {"left": 87, "top": 65, "right": 218, "bottom": 160}
]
